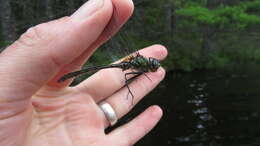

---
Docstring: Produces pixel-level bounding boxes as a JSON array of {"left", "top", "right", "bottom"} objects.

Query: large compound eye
[{"left": 149, "top": 57, "right": 160, "bottom": 72}]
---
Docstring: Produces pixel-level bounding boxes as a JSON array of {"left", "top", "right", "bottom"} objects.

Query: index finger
[{"left": 47, "top": 0, "right": 134, "bottom": 87}]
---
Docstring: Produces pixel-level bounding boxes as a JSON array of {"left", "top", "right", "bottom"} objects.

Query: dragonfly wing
[{"left": 101, "top": 28, "right": 138, "bottom": 63}]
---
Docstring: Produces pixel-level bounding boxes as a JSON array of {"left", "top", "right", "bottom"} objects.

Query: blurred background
[{"left": 0, "top": 0, "right": 260, "bottom": 145}]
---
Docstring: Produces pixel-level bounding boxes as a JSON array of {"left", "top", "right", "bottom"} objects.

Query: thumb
[{"left": 0, "top": 0, "right": 113, "bottom": 101}]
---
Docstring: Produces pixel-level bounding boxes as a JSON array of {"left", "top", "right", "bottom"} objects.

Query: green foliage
[
  {"left": 121, "top": 0, "right": 260, "bottom": 71},
  {"left": 176, "top": 2, "right": 260, "bottom": 29},
  {"left": 1, "top": 0, "right": 259, "bottom": 71},
  {"left": 176, "top": 6, "right": 216, "bottom": 24},
  {"left": 87, "top": 50, "right": 111, "bottom": 66},
  {"left": 207, "top": 55, "right": 230, "bottom": 69},
  {"left": 167, "top": 0, "right": 260, "bottom": 71},
  {"left": 241, "top": 1, "right": 260, "bottom": 12},
  {"left": 253, "top": 50, "right": 260, "bottom": 60}
]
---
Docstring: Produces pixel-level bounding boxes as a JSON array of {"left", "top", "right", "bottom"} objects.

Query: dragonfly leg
[
  {"left": 125, "top": 84, "right": 134, "bottom": 104},
  {"left": 124, "top": 72, "right": 143, "bottom": 83},
  {"left": 143, "top": 73, "right": 152, "bottom": 82},
  {"left": 124, "top": 72, "right": 143, "bottom": 105}
]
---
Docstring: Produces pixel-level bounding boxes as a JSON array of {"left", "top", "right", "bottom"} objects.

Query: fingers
[
  {"left": 75, "top": 45, "right": 168, "bottom": 102},
  {"left": 0, "top": 0, "right": 114, "bottom": 101},
  {"left": 51, "top": 0, "right": 134, "bottom": 87},
  {"left": 98, "top": 67, "right": 165, "bottom": 128},
  {"left": 108, "top": 106, "right": 163, "bottom": 146},
  {"left": 107, "top": 67, "right": 165, "bottom": 118}
]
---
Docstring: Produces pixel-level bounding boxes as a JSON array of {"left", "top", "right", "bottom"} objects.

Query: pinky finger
[{"left": 108, "top": 105, "right": 163, "bottom": 146}]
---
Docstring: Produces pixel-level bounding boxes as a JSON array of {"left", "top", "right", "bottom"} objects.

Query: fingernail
[
  {"left": 151, "top": 106, "right": 163, "bottom": 118},
  {"left": 156, "top": 68, "right": 165, "bottom": 76},
  {"left": 71, "top": 0, "right": 104, "bottom": 20}
]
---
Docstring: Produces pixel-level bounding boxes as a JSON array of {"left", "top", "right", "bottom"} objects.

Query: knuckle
[
  {"left": 17, "top": 25, "right": 43, "bottom": 47},
  {"left": 16, "top": 16, "right": 71, "bottom": 48},
  {"left": 26, "top": 26, "right": 41, "bottom": 39}
]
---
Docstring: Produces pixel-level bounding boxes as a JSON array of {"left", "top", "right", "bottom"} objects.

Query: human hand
[{"left": 0, "top": 0, "right": 167, "bottom": 145}]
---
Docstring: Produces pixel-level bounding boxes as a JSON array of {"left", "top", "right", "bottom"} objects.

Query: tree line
[{"left": 0, "top": 0, "right": 260, "bottom": 71}]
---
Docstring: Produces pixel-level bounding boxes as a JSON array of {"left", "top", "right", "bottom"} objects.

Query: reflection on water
[
  {"left": 175, "top": 80, "right": 218, "bottom": 146},
  {"left": 120, "top": 64, "right": 260, "bottom": 146}
]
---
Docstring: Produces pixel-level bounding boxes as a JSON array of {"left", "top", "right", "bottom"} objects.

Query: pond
[{"left": 116, "top": 63, "right": 260, "bottom": 146}]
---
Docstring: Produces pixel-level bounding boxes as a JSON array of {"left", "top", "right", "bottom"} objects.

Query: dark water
[{"left": 117, "top": 64, "right": 260, "bottom": 146}]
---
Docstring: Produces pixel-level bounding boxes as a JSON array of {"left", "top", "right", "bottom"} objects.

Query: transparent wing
[{"left": 101, "top": 27, "right": 137, "bottom": 62}]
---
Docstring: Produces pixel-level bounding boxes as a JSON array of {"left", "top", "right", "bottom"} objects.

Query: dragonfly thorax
[{"left": 122, "top": 54, "right": 160, "bottom": 73}]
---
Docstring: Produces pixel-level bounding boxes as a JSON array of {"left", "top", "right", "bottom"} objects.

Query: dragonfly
[
  {"left": 58, "top": 52, "right": 161, "bottom": 104},
  {"left": 56, "top": 6, "right": 160, "bottom": 104}
]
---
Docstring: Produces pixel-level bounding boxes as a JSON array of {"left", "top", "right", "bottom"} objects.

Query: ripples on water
[{"left": 118, "top": 64, "right": 260, "bottom": 146}]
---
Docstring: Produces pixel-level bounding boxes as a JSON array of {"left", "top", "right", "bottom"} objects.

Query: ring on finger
[{"left": 98, "top": 101, "right": 118, "bottom": 126}]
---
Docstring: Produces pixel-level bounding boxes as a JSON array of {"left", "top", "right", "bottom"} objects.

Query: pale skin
[{"left": 0, "top": 0, "right": 168, "bottom": 146}]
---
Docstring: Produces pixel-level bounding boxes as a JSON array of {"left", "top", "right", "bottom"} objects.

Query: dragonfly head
[{"left": 149, "top": 57, "right": 160, "bottom": 72}]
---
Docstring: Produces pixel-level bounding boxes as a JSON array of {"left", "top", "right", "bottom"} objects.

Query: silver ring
[{"left": 98, "top": 101, "right": 118, "bottom": 126}]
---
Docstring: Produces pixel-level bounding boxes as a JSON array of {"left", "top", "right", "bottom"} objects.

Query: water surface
[{"left": 119, "top": 64, "right": 260, "bottom": 146}]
